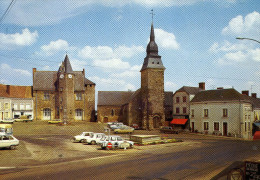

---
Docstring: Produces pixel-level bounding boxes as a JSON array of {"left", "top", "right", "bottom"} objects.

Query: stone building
[
  {"left": 97, "top": 23, "right": 173, "bottom": 129},
  {"left": 0, "top": 84, "right": 33, "bottom": 120},
  {"left": 190, "top": 88, "right": 260, "bottom": 139},
  {"left": 172, "top": 82, "right": 204, "bottom": 129},
  {"left": 33, "top": 55, "right": 95, "bottom": 122}
]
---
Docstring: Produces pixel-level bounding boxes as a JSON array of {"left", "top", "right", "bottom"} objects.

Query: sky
[{"left": 0, "top": 0, "right": 259, "bottom": 97}]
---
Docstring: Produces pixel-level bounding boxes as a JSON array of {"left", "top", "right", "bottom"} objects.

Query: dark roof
[
  {"left": 64, "top": 55, "right": 73, "bottom": 74},
  {"left": 0, "top": 84, "right": 32, "bottom": 98},
  {"left": 174, "top": 86, "right": 202, "bottom": 95},
  {"left": 191, "top": 88, "right": 252, "bottom": 103},
  {"left": 84, "top": 78, "right": 95, "bottom": 85},
  {"left": 98, "top": 91, "right": 135, "bottom": 106},
  {"left": 33, "top": 71, "right": 90, "bottom": 91}
]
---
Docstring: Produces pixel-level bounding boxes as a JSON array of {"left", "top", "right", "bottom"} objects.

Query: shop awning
[{"left": 170, "top": 119, "right": 188, "bottom": 125}]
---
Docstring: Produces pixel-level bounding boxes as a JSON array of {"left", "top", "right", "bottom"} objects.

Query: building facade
[
  {"left": 0, "top": 84, "right": 33, "bottom": 120},
  {"left": 190, "top": 89, "right": 260, "bottom": 139},
  {"left": 172, "top": 82, "right": 204, "bottom": 129},
  {"left": 97, "top": 23, "right": 172, "bottom": 129},
  {"left": 33, "top": 55, "right": 95, "bottom": 122}
]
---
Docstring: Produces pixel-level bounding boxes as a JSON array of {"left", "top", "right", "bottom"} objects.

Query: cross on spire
[{"left": 150, "top": 9, "right": 155, "bottom": 23}]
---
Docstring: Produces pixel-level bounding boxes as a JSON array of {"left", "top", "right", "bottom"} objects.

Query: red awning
[{"left": 170, "top": 119, "right": 188, "bottom": 125}]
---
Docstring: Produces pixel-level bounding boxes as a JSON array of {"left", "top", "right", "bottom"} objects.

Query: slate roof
[
  {"left": 174, "top": 86, "right": 202, "bottom": 95},
  {"left": 98, "top": 91, "right": 135, "bottom": 106},
  {"left": 33, "top": 71, "right": 57, "bottom": 91},
  {"left": 98, "top": 90, "right": 173, "bottom": 107},
  {"left": 0, "top": 84, "right": 32, "bottom": 98},
  {"left": 190, "top": 88, "right": 260, "bottom": 108}
]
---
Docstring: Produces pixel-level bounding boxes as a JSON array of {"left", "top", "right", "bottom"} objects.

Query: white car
[
  {"left": 99, "top": 135, "right": 134, "bottom": 149},
  {"left": 73, "top": 132, "right": 94, "bottom": 143},
  {"left": 84, "top": 133, "right": 106, "bottom": 145},
  {"left": 109, "top": 122, "right": 124, "bottom": 130},
  {"left": 0, "top": 135, "right": 19, "bottom": 150}
]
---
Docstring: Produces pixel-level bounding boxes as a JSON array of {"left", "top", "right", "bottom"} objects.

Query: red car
[
  {"left": 253, "top": 131, "right": 260, "bottom": 140},
  {"left": 131, "top": 124, "right": 142, "bottom": 130}
]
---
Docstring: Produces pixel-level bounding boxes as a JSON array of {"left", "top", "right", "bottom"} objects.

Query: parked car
[
  {"left": 73, "top": 132, "right": 94, "bottom": 143},
  {"left": 48, "top": 119, "right": 62, "bottom": 124},
  {"left": 159, "top": 126, "right": 179, "bottom": 134},
  {"left": 83, "top": 133, "right": 106, "bottom": 145},
  {"left": 0, "top": 119, "right": 14, "bottom": 124},
  {"left": 253, "top": 131, "right": 260, "bottom": 140},
  {"left": 114, "top": 126, "right": 134, "bottom": 134},
  {"left": 0, "top": 135, "right": 19, "bottom": 150},
  {"left": 131, "top": 124, "right": 142, "bottom": 130},
  {"left": 109, "top": 122, "right": 124, "bottom": 130},
  {"left": 99, "top": 135, "right": 134, "bottom": 149}
]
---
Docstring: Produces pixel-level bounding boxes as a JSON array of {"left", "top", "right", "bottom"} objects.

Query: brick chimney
[
  {"left": 6, "top": 85, "right": 10, "bottom": 95},
  {"left": 252, "top": 93, "right": 257, "bottom": 98},
  {"left": 242, "top": 90, "right": 249, "bottom": 96},
  {"left": 33, "top": 68, "right": 36, "bottom": 74},
  {"left": 199, "top": 82, "right": 205, "bottom": 90}
]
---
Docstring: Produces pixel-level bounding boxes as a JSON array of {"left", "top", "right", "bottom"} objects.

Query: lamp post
[{"left": 236, "top": 37, "right": 260, "bottom": 44}]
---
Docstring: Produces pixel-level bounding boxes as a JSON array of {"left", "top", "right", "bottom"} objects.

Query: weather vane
[{"left": 150, "top": 9, "right": 155, "bottom": 23}]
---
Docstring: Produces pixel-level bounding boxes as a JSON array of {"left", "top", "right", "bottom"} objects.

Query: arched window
[{"left": 75, "top": 109, "right": 83, "bottom": 117}]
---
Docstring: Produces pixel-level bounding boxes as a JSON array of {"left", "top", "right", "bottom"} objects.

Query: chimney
[
  {"left": 33, "top": 68, "right": 36, "bottom": 74},
  {"left": 242, "top": 90, "right": 249, "bottom": 96},
  {"left": 199, "top": 82, "right": 205, "bottom": 90},
  {"left": 252, "top": 93, "right": 257, "bottom": 98},
  {"left": 217, "top": 87, "right": 223, "bottom": 90},
  {"left": 6, "top": 85, "right": 10, "bottom": 94}
]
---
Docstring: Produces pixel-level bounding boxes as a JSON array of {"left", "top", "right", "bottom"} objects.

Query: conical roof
[
  {"left": 146, "top": 23, "right": 158, "bottom": 56},
  {"left": 64, "top": 54, "right": 73, "bottom": 74}
]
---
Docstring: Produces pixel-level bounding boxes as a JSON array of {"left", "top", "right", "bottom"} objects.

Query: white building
[{"left": 190, "top": 88, "right": 260, "bottom": 139}]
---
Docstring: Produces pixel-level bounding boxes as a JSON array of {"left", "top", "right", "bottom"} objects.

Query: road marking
[{"left": 0, "top": 167, "right": 16, "bottom": 169}]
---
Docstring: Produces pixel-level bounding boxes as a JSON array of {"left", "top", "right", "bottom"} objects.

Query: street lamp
[{"left": 236, "top": 37, "right": 260, "bottom": 44}]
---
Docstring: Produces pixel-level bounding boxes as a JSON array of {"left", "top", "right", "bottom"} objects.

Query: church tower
[
  {"left": 57, "top": 55, "right": 75, "bottom": 123},
  {"left": 140, "top": 22, "right": 166, "bottom": 129}
]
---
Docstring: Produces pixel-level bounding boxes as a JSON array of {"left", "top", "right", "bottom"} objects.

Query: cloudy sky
[{"left": 0, "top": 0, "right": 259, "bottom": 96}]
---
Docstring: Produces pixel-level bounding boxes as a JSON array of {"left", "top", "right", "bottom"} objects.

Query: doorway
[
  {"left": 191, "top": 122, "right": 195, "bottom": 132},
  {"left": 223, "top": 122, "right": 228, "bottom": 136},
  {"left": 153, "top": 116, "right": 161, "bottom": 128}
]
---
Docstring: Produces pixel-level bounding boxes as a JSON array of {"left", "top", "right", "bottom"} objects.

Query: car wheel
[
  {"left": 79, "top": 139, "right": 84, "bottom": 143},
  {"left": 91, "top": 141, "right": 96, "bottom": 145},
  {"left": 10, "top": 146, "right": 16, "bottom": 150}
]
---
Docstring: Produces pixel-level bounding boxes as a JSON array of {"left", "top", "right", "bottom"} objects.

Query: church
[
  {"left": 97, "top": 23, "right": 173, "bottom": 129},
  {"left": 32, "top": 55, "right": 96, "bottom": 122}
]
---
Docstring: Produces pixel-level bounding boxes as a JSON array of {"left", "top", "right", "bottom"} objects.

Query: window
[
  {"left": 248, "top": 122, "right": 250, "bottom": 131},
  {"left": 5, "top": 112, "right": 9, "bottom": 118},
  {"left": 20, "top": 104, "right": 25, "bottom": 110},
  {"left": 191, "top": 109, "right": 194, "bottom": 118},
  {"left": 223, "top": 109, "right": 228, "bottom": 117},
  {"left": 214, "top": 122, "right": 219, "bottom": 131},
  {"left": 204, "top": 109, "right": 209, "bottom": 117},
  {"left": 76, "top": 109, "right": 83, "bottom": 116},
  {"left": 13, "top": 104, "right": 18, "bottom": 110},
  {"left": 176, "top": 97, "right": 180, "bottom": 103},
  {"left": 26, "top": 104, "right": 31, "bottom": 110},
  {"left": 183, "top": 107, "right": 187, "bottom": 114},
  {"left": 204, "top": 122, "right": 209, "bottom": 130},
  {"left": 5, "top": 103, "right": 9, "bottom": 110},
  {"left": 44, "top": 92, "right": 50, "bottom": 100},
  {"left": 176, "top": 107, "right": 180, "bottom": 114},
  {"left": 43, "top": 108, "right": 51, "bottom": 117},
  {"left": 183, "top": 96, "right": 187, "bottom": 103},
  {"left": 111, "top": 109, "right": 115, "bottom": 116},
  {"left": 76, "top": 93, "right": 82, "bottom": 100},
  {"left": 245, "top": 122, "right": 247, "bottom": 132}
]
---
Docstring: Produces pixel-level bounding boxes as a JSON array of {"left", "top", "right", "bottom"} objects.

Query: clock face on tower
[
  {"left": 60, "top": 74, "right": 64, "bottom": 79},
  {"left": 68, "top": 74, "right": 72, "bottom": 78}
]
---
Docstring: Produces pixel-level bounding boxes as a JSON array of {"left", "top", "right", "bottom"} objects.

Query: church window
[
  {"left": 44, "top": 92, "right": 50, "bottom": 100},
  {"left": 76, "top": 93, "right": 82, "bottom": 100}
]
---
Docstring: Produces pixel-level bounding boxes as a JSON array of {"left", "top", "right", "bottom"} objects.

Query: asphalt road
[{"left": 1, "top": 134, "right": 260, "bottom": 180}]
